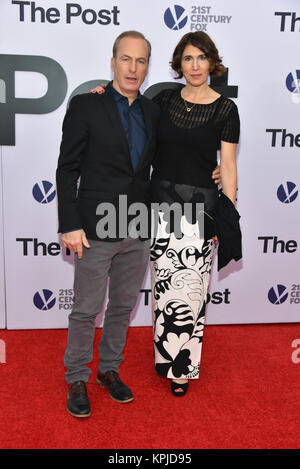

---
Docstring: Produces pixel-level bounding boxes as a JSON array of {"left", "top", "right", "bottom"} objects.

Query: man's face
[{"left": 111, "top": 36, "right": 149, "bottom": 97}]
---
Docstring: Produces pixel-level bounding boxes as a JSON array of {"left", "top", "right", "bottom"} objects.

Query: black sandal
[{"left": 171, "top": 380, "right": 189, "bottom": 397}]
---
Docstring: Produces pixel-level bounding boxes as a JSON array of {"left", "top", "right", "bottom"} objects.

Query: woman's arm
[{"left": 220, "top": 141, "right": 237, "bottom": 205}]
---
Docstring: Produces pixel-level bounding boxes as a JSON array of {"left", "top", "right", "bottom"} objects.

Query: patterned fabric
[{"left": 151, "top": 210, "right": 215, "bottom": 380}]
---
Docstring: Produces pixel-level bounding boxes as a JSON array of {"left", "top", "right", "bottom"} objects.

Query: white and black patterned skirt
[{"left": 150, "top": 179, "right": 216, "bottom": 380}]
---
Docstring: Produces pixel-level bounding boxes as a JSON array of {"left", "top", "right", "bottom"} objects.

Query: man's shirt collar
[{"left": 108, "top": 81, "right": 141, "bottom": 104}]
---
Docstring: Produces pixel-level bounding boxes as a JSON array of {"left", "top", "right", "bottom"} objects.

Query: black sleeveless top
[{"left": 151, "top": 88, "right": 240, "bottom": 189}]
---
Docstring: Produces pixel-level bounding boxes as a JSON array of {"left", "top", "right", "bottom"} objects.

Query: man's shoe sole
[
  {"left": 66, "top": 405, "right": 91, "bottom": 418},
  {"left": 96, "top": 377, "right": 134, "bottom": 403}
]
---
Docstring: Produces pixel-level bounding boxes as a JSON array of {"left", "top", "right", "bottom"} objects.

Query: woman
[
  {"left": 92, "top": 31, "right": 240, "bottom": 397},
  {"left": 150, "top": 31, "right": 240, "bottom": 396}
]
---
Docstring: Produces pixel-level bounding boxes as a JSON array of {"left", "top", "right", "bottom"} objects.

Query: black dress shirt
[{"left": 109, "top": 82, "right": 147, "bottom": 172}]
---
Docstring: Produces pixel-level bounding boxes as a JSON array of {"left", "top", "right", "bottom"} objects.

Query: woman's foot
[{"left": 171, "top": 379, "right": 189, "bottom": 396}]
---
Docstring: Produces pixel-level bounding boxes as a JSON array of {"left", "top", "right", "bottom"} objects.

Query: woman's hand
[
  {"left": 91, "top": 84, "right": 107, "bottom": 94},
  {"left": 212, "top": 165, "right": 221, "bottom": 186}
]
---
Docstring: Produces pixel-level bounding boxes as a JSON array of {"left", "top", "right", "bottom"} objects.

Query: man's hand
[
  {"left": 212, "top": 165, "right": 221, "bottom": 186},
  {"left": 61, "top": 229, "right": 90, "bottom": 259}
]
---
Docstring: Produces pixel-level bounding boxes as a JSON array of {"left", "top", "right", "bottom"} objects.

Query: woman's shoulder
[
  {"left": 216, "top": 95, "right": 239, "bottom": 119},
  {"left": 218, "top": 95, "right": 238, "bottom": 110}
]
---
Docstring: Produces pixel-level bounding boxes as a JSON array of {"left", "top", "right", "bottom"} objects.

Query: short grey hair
[{"left": 112, "top": 31, "right": 151, "bottom": 61}]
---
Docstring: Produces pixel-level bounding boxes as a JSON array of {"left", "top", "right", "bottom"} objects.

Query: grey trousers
[{"left": 64, "top": 237, "right": 150, "bottom": 384}]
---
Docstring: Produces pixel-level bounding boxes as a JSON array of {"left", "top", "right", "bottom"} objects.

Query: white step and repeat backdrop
[
  {"left": 0, "top": 0, "right": 299, "bottom": 329},
  {"left": 0, "top": 148, "right": 5, "bottom": 329}
]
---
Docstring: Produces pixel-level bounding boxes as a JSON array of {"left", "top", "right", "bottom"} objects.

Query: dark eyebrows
[
  {"left": 183, "top": 53, "right": 207, "bottom": 59},
  {"left": 120, "top": 54, "right": 148, "bottom": 62}
]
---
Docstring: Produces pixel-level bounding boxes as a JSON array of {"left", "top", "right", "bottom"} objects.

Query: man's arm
[{"left": 56, "top": 95, "right": 90, "bottom": 258}]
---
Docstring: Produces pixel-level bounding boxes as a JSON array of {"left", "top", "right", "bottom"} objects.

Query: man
[{"left": 56, "top": 31, "right": 159, "bottom": 418}]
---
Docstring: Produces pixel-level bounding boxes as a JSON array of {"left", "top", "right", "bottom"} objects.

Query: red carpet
[{"left": 0, "top": 324, "right": 300, "bottom": 449}]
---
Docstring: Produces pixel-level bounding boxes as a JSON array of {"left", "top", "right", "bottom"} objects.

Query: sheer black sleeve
[{"left": 220, "top": 102, "right": 240, "bottom": 143}]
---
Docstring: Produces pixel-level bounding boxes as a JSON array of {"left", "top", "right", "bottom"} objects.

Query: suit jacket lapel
[
  {"left": 135, "top": 96, "right": 153, "bottom": 172},
  {"left": 101, "top": 87, "right": 133, "bottom": 170}
]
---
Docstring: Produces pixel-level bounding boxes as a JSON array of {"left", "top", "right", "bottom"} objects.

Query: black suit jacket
[{"left": 56, "top": 86, "right": 160, "bottom": 240}]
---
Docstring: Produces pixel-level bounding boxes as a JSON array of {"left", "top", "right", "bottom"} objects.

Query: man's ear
[{"left": 110, "top": 57, "right": 115, "bottom": 73}]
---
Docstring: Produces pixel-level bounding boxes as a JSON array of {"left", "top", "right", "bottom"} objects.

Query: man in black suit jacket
[{"left": 56, "top": 31, "right": 159, "bottom": 418}]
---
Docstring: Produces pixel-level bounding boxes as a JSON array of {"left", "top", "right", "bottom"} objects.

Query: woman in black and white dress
[{"left": 150, "top": 31, "right": 240, "bottom": 396}]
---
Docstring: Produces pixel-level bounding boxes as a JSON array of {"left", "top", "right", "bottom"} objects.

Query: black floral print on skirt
[{"left": 151, "top": 212, "right": 215, "bottom": 380}]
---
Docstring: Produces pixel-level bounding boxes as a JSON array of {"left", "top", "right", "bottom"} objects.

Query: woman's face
[{"left": 180, "top": 44, "right": 211, "bottom": 87}]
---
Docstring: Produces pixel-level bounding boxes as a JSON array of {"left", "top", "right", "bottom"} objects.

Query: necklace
[{"left": 183, "top": 99, "right": 197, "bottom": 113}]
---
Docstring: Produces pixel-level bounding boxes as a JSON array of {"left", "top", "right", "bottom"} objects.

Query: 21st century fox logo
[
  {"left": 268, "top": 284, "right": 300, "bottom": 305},
  {"left": 33, "top": 289, "right": 74, "bottom": 311},
  {"left": 164, "top": 4, "right": 232, "bottom": 31}
]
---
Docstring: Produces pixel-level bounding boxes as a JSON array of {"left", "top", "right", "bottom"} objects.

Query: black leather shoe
[
  {"left": 96, "top": 371, "right": 134, "bottom": 403},
  {"left": 67, "top": 381, "right": 91, "bottom": 418}
]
